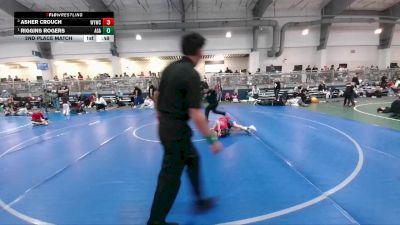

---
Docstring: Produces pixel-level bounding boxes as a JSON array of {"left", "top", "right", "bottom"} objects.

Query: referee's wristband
[{"left": 206, "top": 134, "right": 218, "bottom": 144}]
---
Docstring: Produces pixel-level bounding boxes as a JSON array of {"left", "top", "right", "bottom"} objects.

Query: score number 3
[{"left": 102, "top": 18, "right": 114, "bottom": 26}]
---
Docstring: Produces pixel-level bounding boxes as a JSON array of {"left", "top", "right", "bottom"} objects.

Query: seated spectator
[
  {"left": 300, "top": 88, "right": 311, "bottom": 104},
  {"left": 139, "top": 96, "right": 154, "bottom": 109},
  {"left": 312, "top": 66, "right": 318, "bottom": 72},
  {"left": 389, "top": 78, "right": 400, "bottom": 95},
  {"left": 388, "top": 79, "right": 395, "bottom": 87},
  {"left": 365, "top": 87, "right": 383, "bottom": 98},
  {"left": 78, "top": 72, "right": 83, "bottom": 80},
  {"left": 395, "top": 78, "right": 400, "bottom": 88},
  {"left": 232, "top": 89, "right": 239, "bottom": 103},
  {"left": 31, "top": 107, "right": 48, "bottom": 125},
  {"left": 287, "top": 97, "right": 308, "bottom": 107},
  {"left": 16, "top": 107, "right": 29, "bottom": 116},
  {"left": 224, "top": 92, "right": 232, "bottom": 102},
  {"left": 114, "top": 90, "right": 125, "bottom": 108},
  {"left": 124, "top": 72, "right": 129, "bottom": 77},
  {"left": 305, "top": 65, "right": 311, "bottom": 72},
  {"left": 95, "top": 96, "right": 107, "bottom": 111},
  {"left": 115, "top": 96, "right": 126, "bottom": 108},
  {"left": 4, "top": 106, "right": 14, "bottom": 116},
  {"left": 225, "top": 67, "right": 233, "bottom": 73},
  {"left": 293, "top": 85, "right": 302, "bottom": 97},
  {"left": 318, "top": 81, "right": 327, "bottom": 92},
  {"left": 70, "top": 101, "right": 86, "bottom": 114},
  {"left": 131, "top": 73, "right": 136, "bottom": 77},
  {"left": 234, "top": 70, "right": 239, "bottom": 73},
  {"left": 88, "top": 93, "right": 96, "bottom": 108}
]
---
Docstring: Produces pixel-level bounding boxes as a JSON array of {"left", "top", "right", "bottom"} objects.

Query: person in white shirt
[
  {"left": 95, "top": 96, "right": 107, "bottom": 111},
  {"left": 251, "top": 85, "right": 260, "bottom": 99},
  {"left": 395, "top": 78, "right": 400, "bottom": 89},
  {"left": 16, "top": 107, "right": 29, "bottom": 116},
  {"left": 139, "top": 96, "right": 154, "bottom": 109}
]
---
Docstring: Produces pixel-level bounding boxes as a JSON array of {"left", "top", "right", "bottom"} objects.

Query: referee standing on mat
[{"left": 148, "top": 33, "right": 222, "bottom": 225}]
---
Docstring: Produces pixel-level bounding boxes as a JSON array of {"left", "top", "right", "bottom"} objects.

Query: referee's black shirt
[
  {"left": 157, "top": 57, "right": 202, "bottom": 140},
  {"left": 206, "top": 90, "right": 218, "bottom": 104}
]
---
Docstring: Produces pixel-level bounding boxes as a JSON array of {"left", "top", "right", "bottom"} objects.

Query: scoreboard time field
[{"left": 14, "top": 12, "right": 114, "bottom": 42}]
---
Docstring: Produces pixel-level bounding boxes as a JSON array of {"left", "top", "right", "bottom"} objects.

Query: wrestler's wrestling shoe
[{"left": 246, "top": 125, "right": 257, "bottom": 134}]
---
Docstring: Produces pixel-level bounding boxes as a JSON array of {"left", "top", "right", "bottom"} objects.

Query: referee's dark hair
[{"left": 181, "top": 32, "right": 206, "bottom": 56}]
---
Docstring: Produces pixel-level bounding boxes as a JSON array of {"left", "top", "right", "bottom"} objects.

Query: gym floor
[{"left": 0, "top": 98, "right": 399, "bottom": 225}]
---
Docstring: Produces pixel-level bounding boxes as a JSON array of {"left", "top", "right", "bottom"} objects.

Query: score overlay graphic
[{"left": 14, "top": 12, "right": 114, "bottom": 42}]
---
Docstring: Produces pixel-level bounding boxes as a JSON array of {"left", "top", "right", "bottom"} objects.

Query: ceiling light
[
  {"left": 136, "top": 34, "right": 142, "bottom": 40},
  {"left": 225, "top": 31, "right": 232, "bottom": 38},
  {"left": 374, "top": 28, "right": 382, "bottom": 34},
  {"left": 302, "top": 28, "right": 309, "bottom": 36}
]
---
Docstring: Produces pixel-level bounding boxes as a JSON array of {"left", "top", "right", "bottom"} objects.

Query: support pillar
[
  {"left": 378, "top": 48, "right": 391, "bottom": 69},
  {"left": 252, "top": 26, "right": 259, "bottom": 52},
  {"left": 111, "top": 56, "right": 122, "bottom": 76},
  {"left": 316, "top": 49, "right": 327, "bottom": 69},
  {"left": 39, "top": 59, "right": 54, "bottom": 81},
  {"left": 249, "top": 51, "right": 260, "bottom": 74}
]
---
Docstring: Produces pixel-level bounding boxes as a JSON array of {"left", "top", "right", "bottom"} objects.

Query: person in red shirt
[
  {"left": 89, "top": 93, "right": 96, "bottom": 108},
  {"left": 31, "top": 107, "right": 48, "bottom": 125},
  {"left": 211, "top": 115, "right": 256, "bottom": 137}
]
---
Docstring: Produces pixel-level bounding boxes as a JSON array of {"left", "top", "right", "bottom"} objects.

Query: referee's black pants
[
  {"left": 205, "top": 103, "right": 226, "bottom": 119},
  {"left": 274, "top": 89, "right": 280, "bottom": 100},
  {"left": 148, "top": 137, "right": 202, "bottom": 223}
]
